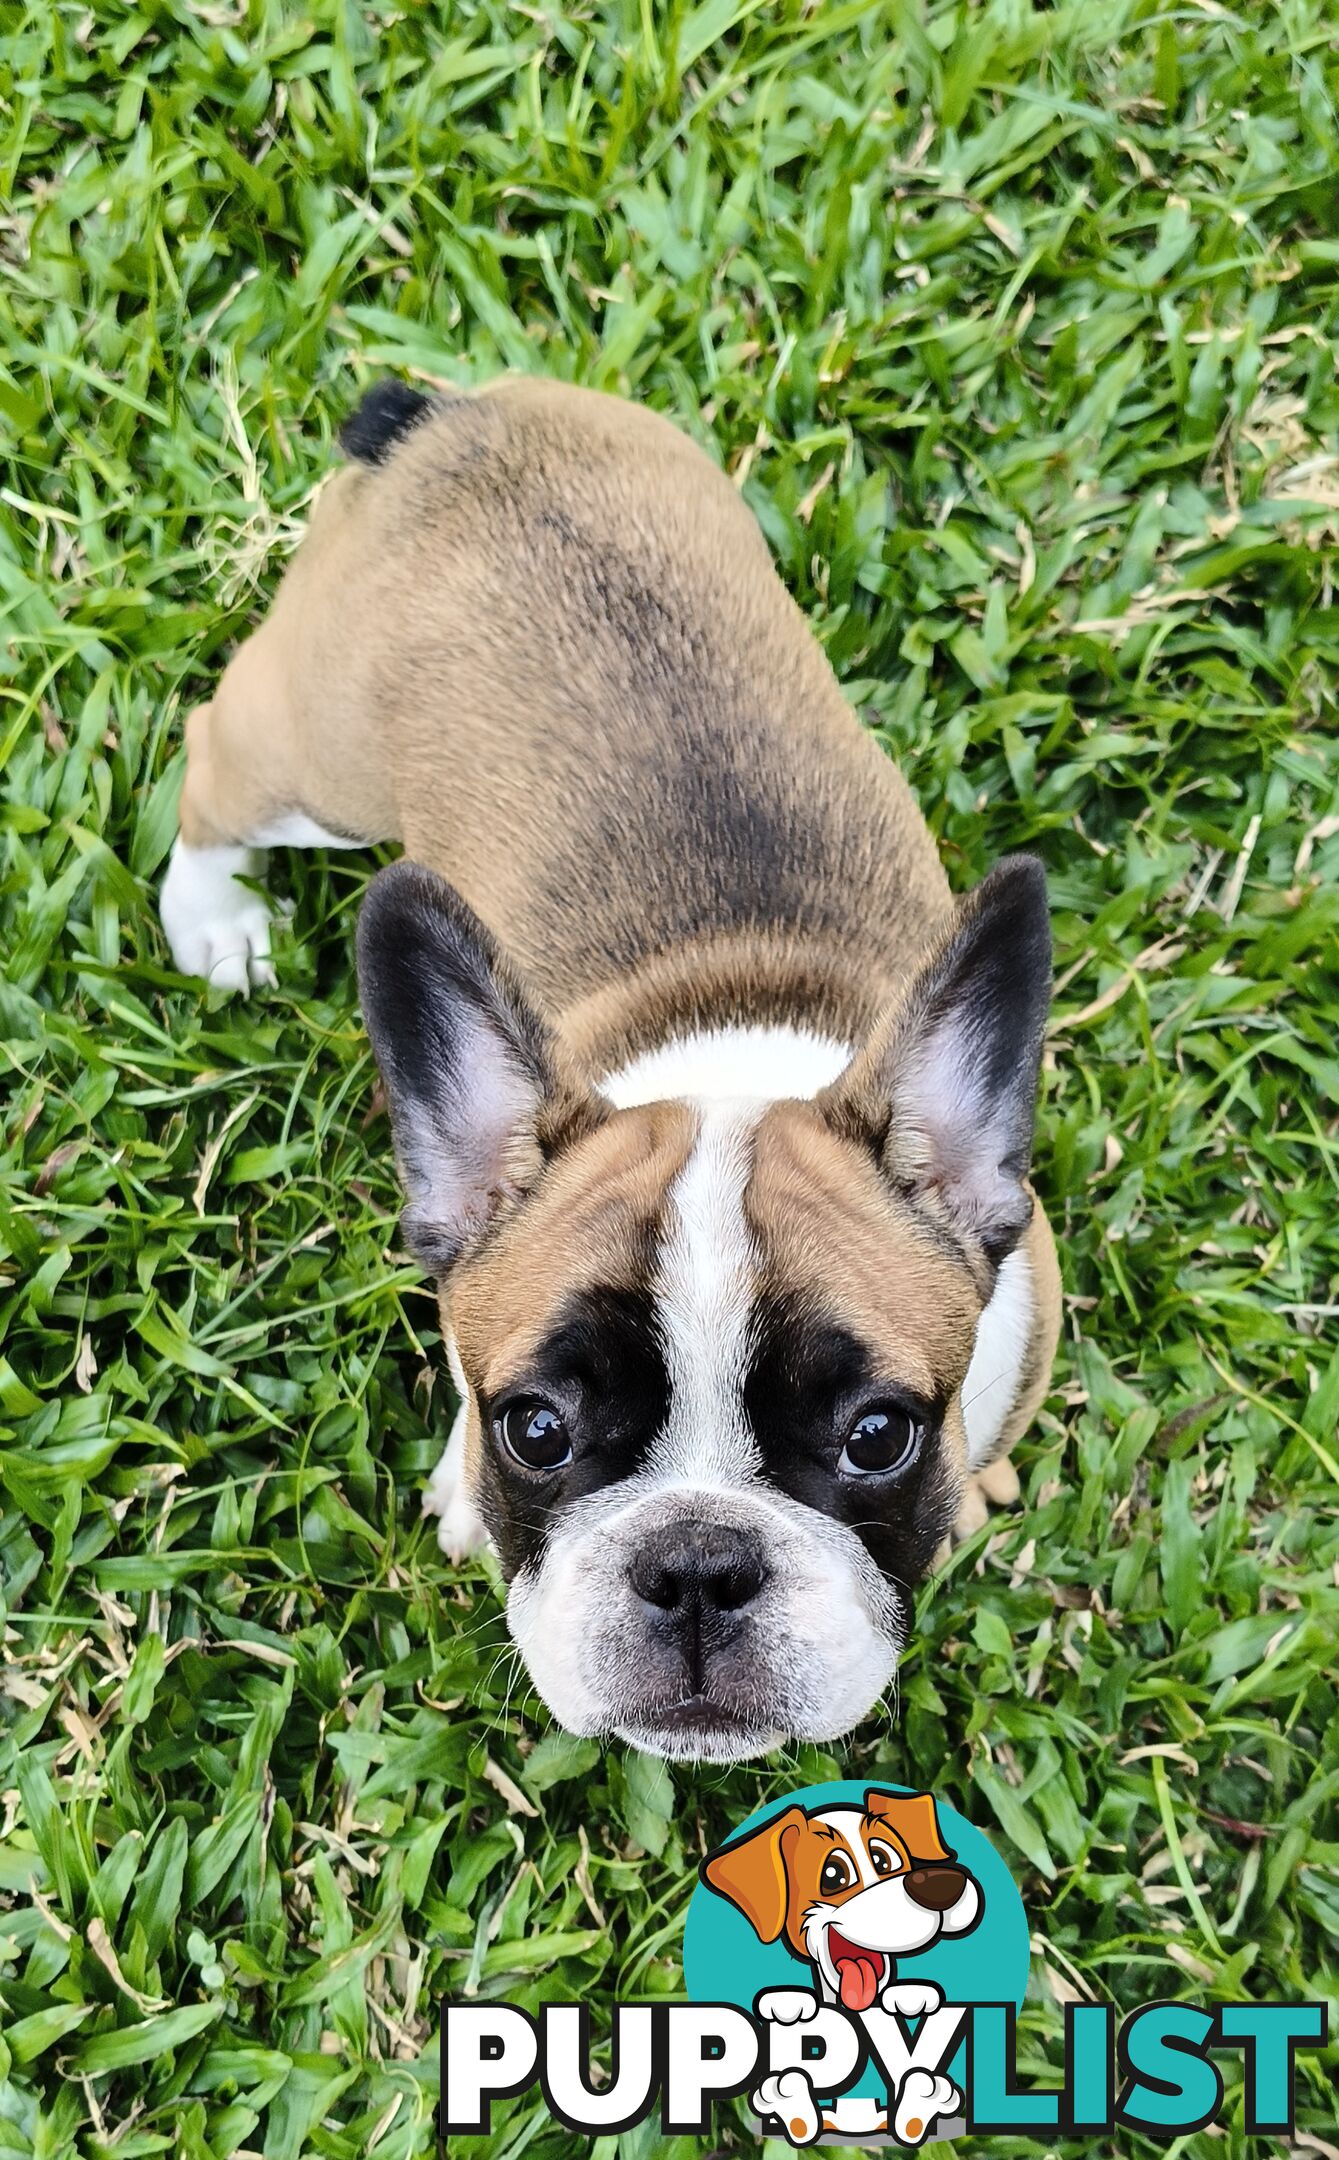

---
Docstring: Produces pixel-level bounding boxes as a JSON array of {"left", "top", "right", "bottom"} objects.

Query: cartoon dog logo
[{"left": 702, "top": 1788, "right": 982, "bottom": 2145}]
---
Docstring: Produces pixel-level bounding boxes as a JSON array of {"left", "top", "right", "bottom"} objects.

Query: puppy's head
[
  {"left": 703, "top": 1788, "right": 982, "bottom": 2006},
  {"left": 357, "top": 858, "right": 1049, "bottom": 1760}
]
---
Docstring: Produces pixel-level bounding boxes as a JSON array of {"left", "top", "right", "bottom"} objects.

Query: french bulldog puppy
[{"left": 161, "top": 377, "right": 1060, "bottom": 1760}]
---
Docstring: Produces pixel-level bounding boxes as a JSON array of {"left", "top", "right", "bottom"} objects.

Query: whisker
[{"left": 960, "top": 1367, "right": 1013, "bottom": 1414}]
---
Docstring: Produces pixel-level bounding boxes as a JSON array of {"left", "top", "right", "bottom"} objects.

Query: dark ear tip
[
  {"left": 355, "top": 862, "right": 556, "bottom": 1096},
  {"left": 969, "top": 853, "right": 1051, "bottom": 964},
  {"left": 356, "top": 861, "right": 417, "bottom": 970},
  {"left": 355, "top": 859, "right": 471, "bottom": 968},
  {"left": 359, "top": 856, "right": 445, "bottom": 915},
  {"left": 975, "top": 852, "right": 1049, "bottom": 910}
]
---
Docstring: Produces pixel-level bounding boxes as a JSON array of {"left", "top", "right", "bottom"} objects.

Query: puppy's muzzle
[
  {"left": 904, "top": 1864, "right": 967, "bottom": 1912},
  {"left": 628, "top": 1522, "right": 769, "bottom": 1691}
]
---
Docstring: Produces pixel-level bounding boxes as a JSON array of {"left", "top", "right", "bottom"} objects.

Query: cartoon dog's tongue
[{"left": 830, "top": 1929, "right": 882, "bottom": 2011}]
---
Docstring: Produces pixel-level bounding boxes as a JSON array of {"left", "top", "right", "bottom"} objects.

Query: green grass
[{"left": 2, "top": 2, "right": 1338, "bottom": 2155}]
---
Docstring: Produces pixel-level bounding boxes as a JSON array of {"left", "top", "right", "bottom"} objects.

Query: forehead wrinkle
[
  {"left": 745, "top": 1099, "right": 978, "bottom": 1397},
  {"left": 551, "top": 1099, "right": 700, "bottom": 1221},
  {"left": 452, "top": 1099, "right": 695, "bottom": 1385}
]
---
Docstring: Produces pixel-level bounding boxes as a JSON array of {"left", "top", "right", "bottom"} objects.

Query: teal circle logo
[{"left": 684, "top": 1781, "right": 1029, "bottom": 2124}]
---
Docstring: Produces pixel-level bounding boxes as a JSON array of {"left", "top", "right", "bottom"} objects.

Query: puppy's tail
[{"left": 339, "top": 380, "right": 435, "bottom": 467}]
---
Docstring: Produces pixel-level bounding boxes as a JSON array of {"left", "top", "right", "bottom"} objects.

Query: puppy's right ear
[
  {"left": 356, "top": 861, "right": 605, "bottom": 1276},
  {"left": 818, "top": 856, "right": 1051, "bottom": 1265},
  {"left": 701, "top": 1805, "right": 807, "bottom": 1943}
]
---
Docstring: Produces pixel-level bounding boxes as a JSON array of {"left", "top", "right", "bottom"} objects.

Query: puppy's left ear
[
  {"left": 820, "top": 856, "right": 1051, "bottom": 1264},
  {"left": 357, "top": 860, "right": 605, "bottom": 1276}
]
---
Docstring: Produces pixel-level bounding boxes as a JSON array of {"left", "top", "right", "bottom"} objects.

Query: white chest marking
[
  {"left": 648, "top": 1102, "right": 763, "bottom": 1486},
  {"left": 601, "top": 1024, "right": 852, "bottom": 1108},
  {"left": 961, "top": 1246, "right": 1033, "bottom": 1467}
]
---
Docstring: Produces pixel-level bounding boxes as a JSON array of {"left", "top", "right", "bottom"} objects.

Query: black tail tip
[{"left": 339, "top": 380, "right": 433, "bottom": 466}]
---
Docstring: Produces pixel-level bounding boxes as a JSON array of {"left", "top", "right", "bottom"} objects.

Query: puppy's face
[
  {"left": 358, "top": 859, "right": 1050, "bottom": 1760},
  {"left": 704, "top": 1788, "right": 982, "bottom": 2005},
  {"left": 448, "top": 1096, "right": 979, "bottom": 1757}
]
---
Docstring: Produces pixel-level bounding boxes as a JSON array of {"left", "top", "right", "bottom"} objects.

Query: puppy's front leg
[
  {"left": 161, "top": 695, "right": 293, "bottom": 993},
  {"left": 161, "top": 583, "right": 392, "bottom": 992},
  {"left": 951, "top": 1451, "right": 1021, "bottom": 1542},
  {"left": 423, "top": 1401, "right": 490, "bottom": 1561}
]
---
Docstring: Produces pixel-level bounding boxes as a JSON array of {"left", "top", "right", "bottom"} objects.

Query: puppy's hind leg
[
  {"left": 424, "top": 1403, "right": 491, "bottom": 1562},
  {"left": 161, "top": 626, "right": 389, "bottom": 992},
  {"left": 950, "top": 1201, "right": 1061, "bottom": 1545},
  {"left": 161, "top": 722, "right": 279, "bottom": 996}
]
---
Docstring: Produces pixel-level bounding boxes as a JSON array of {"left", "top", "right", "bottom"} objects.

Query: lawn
[{"left": 2, "top": 1, "right": 1337, "bottom": 2155}]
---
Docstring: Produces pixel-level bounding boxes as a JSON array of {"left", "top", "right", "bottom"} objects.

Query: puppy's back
[{"left": 263, "top": 379, "right": 951, "bottom": 1029}]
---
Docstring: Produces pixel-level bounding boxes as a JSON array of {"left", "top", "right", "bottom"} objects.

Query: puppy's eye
[
  {"left": 819, "top": 1852, "right": 854, "bottom": 1896},
  {"left": 494, "top": 1398, "right": 572, "bottom": 1471},
  {"left": 839, "top": 1406, "right": 921, "bottom": 1477},
  {"left": 869, "top": 1840, "right": 897, "bottom": 1878}
]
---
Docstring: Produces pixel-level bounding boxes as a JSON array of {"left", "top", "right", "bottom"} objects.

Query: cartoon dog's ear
[
  {"left": 701, "top": 1806, "right": 808, "bottom": 1943},
  {"left": 865, "top": 1790, "right": 953, "bottom": 1864}
]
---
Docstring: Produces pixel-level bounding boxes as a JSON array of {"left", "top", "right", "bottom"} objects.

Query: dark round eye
[
  {"left": 819, "top": 1853, "right": 854, "bottom": 1896},
  {"left": 869, "top": 1841, "right": 896, "bottom": 1877},
  {"left": 494, "top": 1399, "right": 572, "bottom": 1471},
  {"left": 839, "top": 1406, "right": 921, "bottom": 1477}
]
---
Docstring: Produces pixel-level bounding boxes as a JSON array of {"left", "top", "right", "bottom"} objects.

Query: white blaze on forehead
[
  {"left": 601, "top": 1024, "right": 852, "bottom": 1108},
  {"left": 649, "top": 1101, "right": 764, "bottom": 1484}
]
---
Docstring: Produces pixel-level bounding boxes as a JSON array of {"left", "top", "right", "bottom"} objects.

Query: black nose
[
  {"left": 629, "top": 1526, "right": 768, "bottom": 1685},
  {"left": 905, "top": 1864, "right": 967, "bottom": 1912}
]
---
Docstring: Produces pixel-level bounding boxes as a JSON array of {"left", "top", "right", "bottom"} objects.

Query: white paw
[
  {"left": 161, "top": 840, "right": 275, "bottom": 993},
  {"left": 881, "top": 1979, "right": 944, "bottom": 2020},
  {"left": 756, "top": 1988, "right": 819, "bottom": 2026},
  {"left": 893, "top": 2068, "right": 960, "bottom": 2146},
  {"left": 422, "top": 1409, "right": 489, "bottom": 1562},
  {"left": 753, "top": 2068, "right": 820, "bottom": 2146}
]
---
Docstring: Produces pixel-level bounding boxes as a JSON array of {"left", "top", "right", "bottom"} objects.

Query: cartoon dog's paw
[
  {"left": 893, "top": 2068, "right": 961, "bottom": 2146},
  {"left": 880, "top": 1979, "right": 944, "bottom": 2019},
  {"left": 161, "top": 840, "right": 276, "bottom": 994},
  {"left": 756, "top": 1987, "right": 819, "bottom": 2025},
  {"left": 754, "top": 2069, "right": 821, "bottom": 2146}
]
